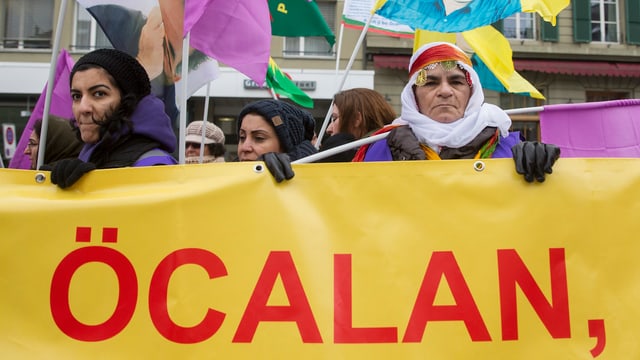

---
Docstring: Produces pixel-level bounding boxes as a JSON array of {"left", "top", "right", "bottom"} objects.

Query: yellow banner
[{"left": 1, "top": 159, "right": 638, "bottom": 359}]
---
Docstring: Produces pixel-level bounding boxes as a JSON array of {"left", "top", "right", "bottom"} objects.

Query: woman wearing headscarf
[
  {"left": 354, "top": 42, "right": 560, "bottom": 183},
  {"left": 49, "top": 48, "right": 177, "bottom": 189}
]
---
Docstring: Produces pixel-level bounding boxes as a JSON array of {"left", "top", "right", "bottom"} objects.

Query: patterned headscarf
[{"left": 393, "top": 42, "right": 511, "bottom": 153}]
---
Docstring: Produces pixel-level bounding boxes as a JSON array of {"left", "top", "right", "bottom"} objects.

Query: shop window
[{"left": 585, "top": 90, "right": 629, "bottom": 102}]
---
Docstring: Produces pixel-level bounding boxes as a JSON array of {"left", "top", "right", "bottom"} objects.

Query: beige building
[{"left": 1, "top": 0, "right": 639, "bottom": 163}]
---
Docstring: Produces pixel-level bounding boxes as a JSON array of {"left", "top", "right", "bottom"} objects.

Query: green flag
[
  {"left": 266, "top": 57, "right": 314, "bottom": 108},
  {"left": 268, "top": 0, "right": 335, "bottom": 46}
]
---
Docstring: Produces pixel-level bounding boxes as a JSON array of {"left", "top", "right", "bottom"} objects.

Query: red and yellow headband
[{"left": 409, "top": 44, "right": 472, "bottom": 78}]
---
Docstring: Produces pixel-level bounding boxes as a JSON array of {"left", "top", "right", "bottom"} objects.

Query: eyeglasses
[
  {"left": 185, "top": 142, "right": 202, "bottom": 149},
  {"left": 27, "top": 140, "right": 39, "bottom": 148}
]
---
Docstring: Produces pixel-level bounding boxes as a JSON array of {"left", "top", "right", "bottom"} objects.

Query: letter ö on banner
[{"left": 50, "top": 246, "right": 138, "bottom": 341}]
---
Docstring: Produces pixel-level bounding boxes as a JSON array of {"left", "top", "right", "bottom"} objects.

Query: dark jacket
[
  {"left": 316, "top": 133, "right": 358, "bottom": 162},
  {"left": 78, "top": 95, "right": 177, "bottom": 168}
]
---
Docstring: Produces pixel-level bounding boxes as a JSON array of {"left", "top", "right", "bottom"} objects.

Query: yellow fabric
[
  {"left": 372, "top": 0, "right": 386, "bottom": 13},
  {"left": 419, "top": 144, "right": 484, "bottom": 160},
  {"left": 521, "top": 0, "right": 569, "bottom": 26},
  {"left": 462, "top": 26, "right": 545, "bottom": 99},
  {"left": 1, "top": 159, "right": 638, "bottom": 358},
  {"left": 412, "top": 28, "right": 544, "bottom": 100},
  {"left": 420, "top": 143, "right": 441, "bottom": 160},
  {"left": 413, "top": 29, "right": 456, "bottom": 54}
]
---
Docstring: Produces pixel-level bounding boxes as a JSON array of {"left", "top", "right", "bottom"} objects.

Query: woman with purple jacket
[
  {"left": 354, "top": 42, "right": 560, "bottom": 183},
  {"left": 49, "top": 48, "right": 177, "bottom": 189}
]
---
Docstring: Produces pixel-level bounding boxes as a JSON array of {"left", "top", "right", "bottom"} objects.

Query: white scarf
[{"left": 393, "top": 60, "right": 511, "bottom": 153}]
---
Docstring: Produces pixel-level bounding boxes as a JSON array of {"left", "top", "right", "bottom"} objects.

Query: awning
[
  {"left": 372, "top": 54, "right": 640, "bottom": 78},
  {"left": 513, "top": 59, "right": 640, "bottom": 78}
]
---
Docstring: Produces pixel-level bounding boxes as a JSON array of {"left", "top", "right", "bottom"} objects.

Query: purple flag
[
  {"left": 185, "top": 0, "right": 271, "bottom": 85},
  {"left": 540, "top": 99, "right": 640, "bottom": 157},
  {"left": 9, "top": 49, "right": 74, "bottom": 169}
]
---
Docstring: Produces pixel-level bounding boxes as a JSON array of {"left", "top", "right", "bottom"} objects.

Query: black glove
[
  {"left": 511, "top": 141, "right": 560, "bottom": 183},
  {"left": 259, "top": 152, "right": 294, "bottom": 183},
  {"left": 50, "top": 158, "right": 96, "bottom": 189},
  {"left": 387, "top": 126, "right": 426, "bottom": 161}
]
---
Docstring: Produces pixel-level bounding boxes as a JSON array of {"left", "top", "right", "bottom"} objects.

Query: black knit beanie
[
  {"left": 238, "top": 99, "right": 316, "bottom": 155},
  {"left": 71, "top": 48, "right": 151, "bottom": 102}
]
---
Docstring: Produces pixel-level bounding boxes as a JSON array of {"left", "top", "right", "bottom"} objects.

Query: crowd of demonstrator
[{"left": 22, "top": 44, "right": 559, "bottom": 188}]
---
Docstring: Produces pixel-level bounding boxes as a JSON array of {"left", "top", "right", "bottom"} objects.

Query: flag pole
[
  {"left": 198, "top": 82, "right": 212, "bottom": 164},
  {"left": 294, "top": 131, "right": 389, "bottom": 164},
  {"left": 36, "top": 0, "right": 68, "bottom": 170},
  {"left": 315, "top": 10, "right": 374, "bottom": 148},
  {"left": 335, "top": 22, "right": 345, "bottom": 74},
  {"left": 268, "top": 87, "right": 279, "bottom": 100},
  {"left": 505, "top": 106, "right": 544, "bottom": 115},
  {"left": 178, "top": 33, "right": 191, "bottom": 165}
]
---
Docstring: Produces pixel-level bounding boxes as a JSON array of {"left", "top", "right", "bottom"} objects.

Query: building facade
[{"left": 1, "top": 0, "right": 639, "bottom": 164}]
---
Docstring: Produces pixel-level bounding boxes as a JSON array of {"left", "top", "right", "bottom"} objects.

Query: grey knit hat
[
  {"left": 71, "top": 48, "right": 151, "bottom": 102},
  {"left": 237, "top": 99, "right": 316, "bottom": 156}
]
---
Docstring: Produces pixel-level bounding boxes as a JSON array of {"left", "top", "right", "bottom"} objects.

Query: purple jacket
[
  {"left": 362, "top": 131, "right": 522, "bottom": 161},
  {"left": 78, "top": 95, "right": 177, "bottom": 168}
]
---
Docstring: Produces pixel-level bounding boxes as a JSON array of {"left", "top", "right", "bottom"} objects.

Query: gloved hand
[
  {"left": 259, "top": 152, "right": 294, "bottom": 183},
  {"left": 50, "top": 158, "right": 96, "bottom": 189},
  {"left": 387, "top": 126, "right": 426, "bottom": 161},
  {"left": 511, "top": 141, "right": 560, "bottom": 183}
]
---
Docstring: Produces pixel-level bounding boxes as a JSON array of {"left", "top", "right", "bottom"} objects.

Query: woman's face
[
  {"left": 237, "top": 114, "right": 282, "bottom": 161},
  {"left": 23, "top": 131, "right": 39, "bottom": 170},
  {"left": 327, "top": 104, "right": 341, "bottom": 135},
  {"left": 413, "top": 65, "right": 471, "bottom": 123},
  {"left": 70, "top": 67, "right": 122, "bottom": 144},
  {"left": 185, "top": 142, "right": 211, "bottom": 157}
]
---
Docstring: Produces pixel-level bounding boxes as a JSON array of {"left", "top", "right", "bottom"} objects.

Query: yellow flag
[
  {"left": 372, "top": 0, "right": 387, "bottom": 13},
  {"left": 462, "top": 26, "right": 544, "bottom": 99},
  {"left": 413, "top": 29, "right": 456, "bottom": 53},
  {"left": 412, "top": 28, "right": 544, "bottom": 99},
  {"left": 521, "top": 0, "right": 569, "bottom": 26}
]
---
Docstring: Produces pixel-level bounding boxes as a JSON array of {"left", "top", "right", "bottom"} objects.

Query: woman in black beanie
[
  {"left": 237, "top": 99, "right": 318, "bottom": 182},
  {"left": 48, "top": 48, "right": 177, "bottom": 189}
]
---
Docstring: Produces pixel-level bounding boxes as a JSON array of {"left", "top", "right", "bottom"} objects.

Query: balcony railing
[{"left": 1, "top": 37, "right": 51, "bottom": 50}]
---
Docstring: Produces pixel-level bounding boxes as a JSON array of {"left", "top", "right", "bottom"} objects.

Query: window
[
  {"left": 586, "top": 90, "right": 629, "bottom": 102},
  {"left": 283, "top": 1, "right": 335, "bottom": 57},
  {"left": 73, "top": 4, "right": 111, "bottom": 51},
  {"left": 504, "top": 13, "right": 535, "bottom": 40},
  {"left": 500, "top": 93, "right": 542, "bottom": 110},
  {"left": 0, "top": 0, "right": 53, "bottom": 49},
  {"left": 591, "top": 0, "right": 619, "bottom": 42}
]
